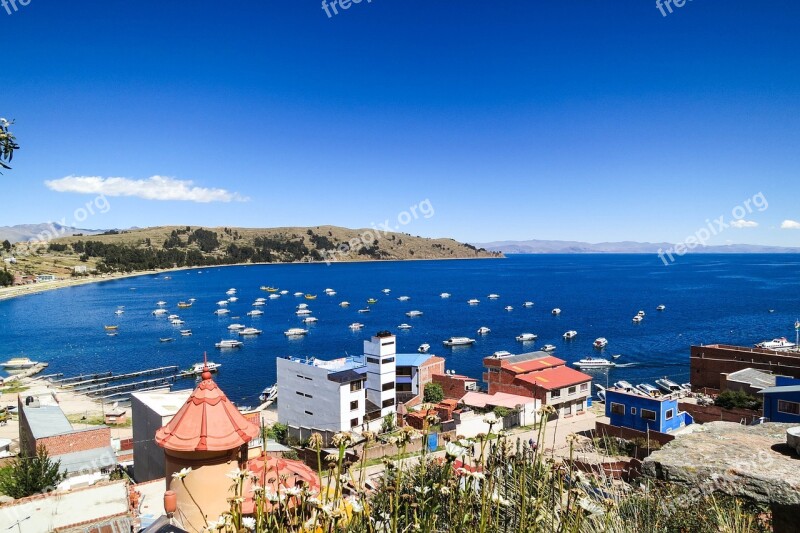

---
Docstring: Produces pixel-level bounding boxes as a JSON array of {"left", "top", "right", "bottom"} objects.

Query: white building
[
  {"left": 131, "top": 389, "right": 192, "bottom": 482},
  {"left": 277, "top": 331, "right": 398, "bottom": 435}
]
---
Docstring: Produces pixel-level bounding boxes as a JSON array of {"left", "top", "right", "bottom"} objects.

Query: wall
[
  {"left": 452, "top": 411, "right": 498, "bottom": 439},
  {"left": 690, "top": 344, "right": 800, "bottom": 391},
  {"left": 0, "top": 480, "right": 129, "bottom": 533},
  {"left": 38, "top": 427, "right": 111, "bottom": 457},
  {"left": 432, "top": 373, "right": 477, "bottom": 400},
  {"left": 595, "top": 422, "right": 676, "bottom": 447},
  {"left": 678, "top": 402, "right": 761, "bottom": 425},
  {"left": 131, "top": 395, "right": 171, "bottom": 483},
  {"left": 607, "top": 392, "right": 688, "bottom": 433},
  {"left": 761, "top": 388, "right": 800, "bottom": 423}
]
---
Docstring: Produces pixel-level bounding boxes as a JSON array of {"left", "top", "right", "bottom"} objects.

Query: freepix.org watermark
[
  {"left": 321, "top": 0, "right": 372, "bottom": 19},
  {"left": 657, "top": 192, "right": 768, "bottom": 266},
  {"left": 321, "top": 199, "right": 434, "bottom": 265},
  {"left": 21, "top": 194, "right": 111, "bottom": 254},
  {"left": 2, "top": 0, "right": 31, "bottom": 16},
  {"left": 656, "top": 0, "right": 694, "bottom": 17}
]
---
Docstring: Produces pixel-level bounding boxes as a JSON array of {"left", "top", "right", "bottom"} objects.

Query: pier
[
  {"left": 52, "top": 371, "right": 113, "bottom": 385},
  {"left": 86, "top": 376, "right": 179, "bottom": 397},
  {"left": 62, "top": 366, "right": 179, "bottom": 390}
]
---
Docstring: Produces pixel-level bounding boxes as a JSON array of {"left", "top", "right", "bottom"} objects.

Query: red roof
[
  {"left": 515, "top": 366, "right": 591, "bottom": 391},
  {"left": 155, "top": 366, "right": 260, "bottom": 452},
  {"left": 501, "top": 356, "right": 565, "bottom": 374}
]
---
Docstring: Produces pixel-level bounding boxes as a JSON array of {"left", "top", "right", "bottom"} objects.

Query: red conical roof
[{"left": 155, "top": 361, "right": 260, "bottom": 452}]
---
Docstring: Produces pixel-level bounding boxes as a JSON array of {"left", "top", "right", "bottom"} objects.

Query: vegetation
[
  {"left": 0, "top": 118, "right": 19, "bottom": 173},
  {"left": 715, "top": 390, "right": 762, "bottom": 410},
  {"left": 2, "top": 239, "right": 10, "bottom": 252},
  {"left": 381, "top": 413, "right": 396, "bottom": 434},
  {"left": 267, "top": 422, "right": 288, "bottom": 445},
  {"left": 0, "top": 445, "right": 66, "bottom": 498},
  {"left": 0, "top": 269, "right": 13, "bottom": 287},
  {"left": 423, "top": 382, "right": 445, "bottom": 404}
]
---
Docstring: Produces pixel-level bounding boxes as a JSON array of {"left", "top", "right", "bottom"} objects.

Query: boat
[
  {"left": 340, "top": 301, "right": 350, "bottom": 307},
  {"left": 357, "top": 308, "right": 371, "bottom": 313},
  {"left": 523, "top": 301, "right": 534, "bottom": 307},
  {"left": 304, "top": 294, "right": 317, "bottom": 300},
  {"left": 614, "top": 380, "right": 637, "bottom": 392},
  {"left": 656, "top": 304, "right": 666, "bottom": 311},
  {"left": 228, "top": 323, "right": 246, "bottom": 330},
  {"left": 252, "top": 301, "right": 265, "bottom": 306},
  {"left": 186, "top": 362, "right": 220, "bottom": 375},
  {"left": 296, "top": 309, "right": 312, "bottom": 316},
  {"left": 297, "top": 303, "right": 309, "bottom": 310},
  {"left": 152, "top": 309, "right": 168, "bottom": 316},
  {"left": 443, "top": 337, "right": 476, "bottom": 347},
  {"left": 170, "top": 319, "right": 185, "bottom": 325},
  {"left": 226, "top": 289, "right": 237, "bottom": 295},
  {"left": 215, "top": 339, "right": 243, "bottom": 349},
  {"left": 611, "top": 354, "right": 622, "bottom": 359},
  {"left": 655, "top": 378, "right": 683, "bottom": 393},
  {"left": 552, "top": 308, "right": 561, "bottom": 316},
  {"left": 680, "top": 383, "right": 692, "bottom": 392},
  {"left": 596, "top": 384, "right": 607, "bottom": 402},
  {"left": 467, "top": 299, "right": 480, "bottom": 305},
  {"left": 488, "top": 294, "right": 500, "bottom": 299},
  {"left": 397, "top": 296, "right": 411, "bottom": 301},
  {"left": 325, "top": 291, "right": 337, "bottom": 296},
  {"left": 405, "top": 310, "right": 423, "bottom": 317},
  {"left": 593, "top": 337, "right": 608, "bottom": 349},
  {"left": 269, "top": 294, "right": 281, "bottom": 300},
  {"left": 293, "top": 292, "right": 304, "bottom": 297},
  {"left": 418, "top": 343, "right": 431, "bottom": 353},
  {"left": 227, "top": 297, "right": 238, "bottom": 303},
  {"left": 259, "top": 384, "right": 278, "bottom": 403},
  {"left": 504, "top": 306, "right": 513, "bottom": 311},
  {"left": 156, "top": 301, "right": 167, "bottom": 307},
  {"left": 177, "top": 301, "right": 192, "bottom": 308},
  {"left": 239, "top": 328, "right": 263, "bottom": 336},
  {"left": 104, "top": 325, "right": 118, "bottom": 331},
  {"left": 516, "top": 333, "right": 538, "bottom": 342},
  {"left": 246, "top": 310, "right": 263, "bottom": 316},
  {"left": 542, "top": 344, "right": 556, "bottom": 352},
  {"left": 214, "top": 309, "right": 231, "bottom": 315},
  {"left": 168, "top": 314, "right": 180, "bottom": 320},
  {"left": 563, "top": 330, "right": 578, "bottom": 340},
  {"left": 756, "top": 337, "right": 797, "bottom": 350},
  {"left": 477, "top": 326, "right": 491, "bottom": 335},
  {"left": 349, "top": 323, "right": 365, "bottom": 330},
  {"left": 636, "top": 383, "right": 661, "bottom": 397},
  {"left": 107, "top": 332, "right": 118, "bottom": 337},
  {"left": 160, "top": 337, "right": 175, "bottom": 343},
  {"left": 490, "top": 350, "right": 513, "bottom": 359},
  {"left": 255, "top": 297, "right": 267, "bottom": 303},
  {"left": 367, "top": 298, "right": 378, "bottom": 304},
  {"left": 217, "top": 300, "right": 229, "bottom": 307},
  {"left": 440, "top": 293, "right": 451, "bottom": 298},
  {"left": 114, "top": 309, "right": 124, "bottom": 315},
  {"left": 189, "top": 298, "right": 196, "bottom": 302},
  {"left": 284, "top": 328, "right": 309, "bottom": 337},
  {"left": 280, "top": 290, "right": 289, "bottom": 295},
  {"left": 324, "top": 288, "right": 335, "bottom": 294},
  {"left": 573, "top": 357, "right": 615, "bottom": 369},
  {"left": 303, "top": 317, "right": 319, "bottom": 323},
  {"left": 632, "top": 315, "right": 643, "bottom": 323},
  {"left": 637, "top": 310, "right": 645, "bottom": 317},
  {"left": 0, "top": 357, "right": 38, "bottom": 369},
  {"left": 397, "top": 323, "right": 412, "bottom": 330},
  {"left": 263, "top": 287, "right": 279, "bottom": 293},
  {"left": 382, "top": 289, "right": 391, "bottom": 294}
]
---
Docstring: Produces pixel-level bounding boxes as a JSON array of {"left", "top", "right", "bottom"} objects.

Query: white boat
[
  {"left": 382, "top": 288, "right": 391, "bottom": 294},
  {"left": 255, "top": 297, "right": 266, "bottom": 303},
  {"left": 397, "top": 323, "right": 412, "bottom": 330},
  {"left": 168, "top": 314, "right": 180, "bottom": 320},
  {"left": 239, "top": 327, "right": 262, "bottom": 336},
  {"left": 552, "top": 308, "right": 561, "bottom": 316},
  {"left": 488, "top": 294, "right": 500, "bottom": 299},
  {"left": 636, "top": 383, "right": 661, "bottom": 397},
  {"left": 246, "top": 310, "right": 263, "bottom": 316},
  {"left": 340, "top": 301, "right": 350, "bottom": 307},
  {"left": 440, "top": 293, "right": 451, "bottom": 298},
  {"left": 303, "top": 317, "right": 318, "bottom": 323},
  {"left": 215, "top": 339, "right": 243, "bottom": 349},
  {"left": 187, "top": 361, "right": 220, "bottom": 374},
  {"left": 296, "top": 309, "right": 312, "bottom": 316},
  {"left": 516, "top": 333, "right": 538, "bottom": 342},
  {"left": 284, "top": 328, "right": 308, "bottom": 337},
  {"left": 180, "top": 329, "right": 192, "bottom": 336},
  {"left": 657, "top": 304, "right": 666, "bottom": 311},
  {"left": 523, "top": 302, "right": 534, "bottom": 307},
  {"left": 573, "top": 357, "right": 615, "bottom": 369},
  {"left": 563, "top": 330, "right": 578, "bottom": 340},
  {"left": 156, "top": 301, "right": 167, "bottom": 307},
  {"left": 294, "top": 292, "right": 304, "bottom": 297},
  {"left": 468, "top": 299, "right": 480, "bottom": 305},
  {"left": 614, "top": 380, "right": 637, "bottom": 391},
  {"left": 214, "top": 309, "right": 230, "bottom": 315},
  {"left": 418, "top": 343, "right": 431, "bottom": 353},
  {"left": 405, "top": 310, "right": 423, "bottom": 317},
  {"left": 756, "top": 337, "right": 797, "bottom": 349},
  {"left": 443, "top": 337, "right": 476, "bottom": 347},
  {"left": 269, "top": 294, "right": 281, "bottom": 299},
  {"left": 171, "top": 319, "right": 185, "bottom": 325},
  {"left": 152, "top": 309, "right": 168, "bottom": 316},
  {"left": 504, "top": 306, "right": 513, "bottom": 311},
  {"left": 325, "top": 291, "right": 336, "bottom": 296},
  {"left": 0, "top": 357, "right": 38, "bottom": 369},
  {"left": 637, "top": 310, "right": 645, "bottom": 317},
  {"left": 217, "top": 300, "right": 229, "bottom": 307},
  {"left": 297, "top": 303, "right": 309, "bottom": 310},
  {"left": 324, "top": 288, "right": 335, "bottom": 294},
  {"left": 655, "top": 378, "right": 683, "bottom": 393},
  {"left": 397, "top": 296, "right": 411, "bottom": 301},
  {"left": 226, "top": 289, "right": 237, "bottom": 295},
  {"left": 259, "top": 384, "right": 278, "bottom": 403},
  {"left": 228, "top": 296, "right": 238, "bottom": 302},
  {"left": 357, "top": 308, "right": 370, "bottom": 313},
  {"left": 252, "top": 301, "right": 265, "bottom": 306},
  {"left": 114, "top": 309, "right": 124, "bottom": 315},
  {"left": 593, "top": 337, "right": 608, "bottom": 349},
  {"left": 349, "top": 323, "right": 365, "bottom": 330},
  {"left": 477, "top": 326, "right": 491, "bottom": 335},
  {"left": 280, "top": 290, "right": 289, "bottom": 295},
  {"left": 596, "top": 384, "right": 606, "bottom": 402},
  {"left": 632, "top": 315, "right": 643, "bottom": 323},
  {"left": 228, "top": 323, "right": 246, "bottom": 330},
  {"left": 490, "top": 350, "right": 513, "bottom": 359},
  {"left": 542, "top": 344, "right": 556, "bottom": 352}
]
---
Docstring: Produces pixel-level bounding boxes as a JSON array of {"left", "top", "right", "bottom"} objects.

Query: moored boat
[
  {"left": 418, "top": 343, "right": 431, "bottom": 353},
  {"left": 246, "top": 310, "right": 263, "bottom": 316},
  {"left": 349, "top": 322, "right": 365, "bottom": 330},
  {"left": 593, "top": 337, "right": 608, "bottom": 349},
  {"left": 284, "top": 328, "right": 309, "bottom": 337},
  {"left": 516, "top": 333, "right": 538, "bottom": 342},
  {"left": 552, "top": 308, "right": 561, "bottom": 316},
  {"left": 542, "top": 344, "right": 556, "bottom": 352},
  {"left": 636, "top": 383, "right": 661, "bottom": 397},
  {"left": 655, "top": 377, "right": 683, "bottom": 393},
  {"left": 397, "top": 323, "right": 412, "bottom": 330},
  {"left": 756, "top": 337, "right": 796, "bottom": 349},
  {"left": 443, "top": 337, "right": 476, "bottom": 347},
  {"left": 0, "top": 357, "right": 38, "bottom": 369},
  {"left": 477, "top": 326, "right": 491, "bottom": 335},
  {"left": 405, "top": 310, "right": 423, "bottom": 317},
  {"left": 216, "top": 339, "right": 243, "bottom": 349},
  {"left": 563, "top": 330, "right": 578, "bottom": 340}
]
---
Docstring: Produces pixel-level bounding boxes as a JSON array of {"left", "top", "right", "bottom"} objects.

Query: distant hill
[
  {"left": 0, "top": 223, "right": 105, "bottom": 243},
  {"left": 473, "top": 239, "right": 800, "bottom": 254}
]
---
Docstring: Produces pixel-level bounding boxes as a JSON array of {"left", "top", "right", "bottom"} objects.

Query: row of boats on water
[{"left": 595, "top": 378, "right": 691, "bottom": 402}]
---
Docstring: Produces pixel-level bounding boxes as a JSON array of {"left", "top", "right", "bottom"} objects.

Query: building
[
  {"left": 395, "top": 353, "right": 445, "bottom": 405},
  {"left": 722, "top": 367, "right": 785, "bottom": 396},
  {"left": 483, "top": 352, "right": 592, "bottom": 417},
  {"left": 460, "top": 391, "right": 540, "bottom": 426},
  {"left": 131, "top": 389, "right": 192, "bottom": 482},
  {"left": 432, "top": 372, "right": 479, "bottom": 401},
  {"left": 605, "top": 388, "right": 693, "bottom": 434},
  {"left": 759, "top": 376, "right": 800, "bottom": 423},
  {"left": 35, "top": 274, "right": 57, "bottom": 282},
  {"left": 73, "top": 264, "right": 88, "bottom": 274},
  {"left": 277, "top": 332, "right": 400, "bottom": 435},
  {"left": 18, "top": 395, "right": 117, "bottom": 479},
  {"left": 691, "top": 344, "right": 800, "bottom": 391}
]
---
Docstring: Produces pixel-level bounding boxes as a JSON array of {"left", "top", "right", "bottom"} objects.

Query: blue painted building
[
  {"left": 759, "top": 376, "right": 800, "bottom": 423},
  {"left": 605, "top": 389, "right": 693, "bottom": 433}
]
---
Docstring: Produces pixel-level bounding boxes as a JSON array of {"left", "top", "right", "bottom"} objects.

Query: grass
[
  {"left": 0, "top": 383, "right": 29, "bottom": 394},
  {"left": 66, "top": 413, "right": 131, "bottom": 427}
]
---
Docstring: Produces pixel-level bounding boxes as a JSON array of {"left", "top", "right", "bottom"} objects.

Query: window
[
  {"left": 383, "top": 357, "right": 395, "bottom": 364},
  {"left": 382, "top": 399, "right": 394, "bottom": 408},
  {"left": 381, "top": 341, "right": 395, "bottom": 347},
  {"left": 631, "top": 407, "right": 637, "bottom": 415},
  {"left": 350, "top": 400, "right": 359, "bottom": 411},
  {"left": 564, "top": 403, "right": 572, "bottom": 415},
  {"left": 610, "top": 402, "right": 625, "bottom": 415},
  {"left": 641, "top": 409, "right": 657, "bottom": 421},
  {"left": 576, "top": 402, "right": 584, "bottom": 412},
  {"left": 382, "top": 381, "right": 395, "bottom": 391},
  {"left": 551, "top": 389, "right": 561, "bottom": 398},
  {"left": 568, "top": 386, "right": 576, "bottom": 395},
  {"left": 580, "top": 383, "right": 588, "bottom": 391},
  {"left": 351, "top": 417, "right": 359, "bottom": 428},
  {"left": 396, "top": 367, "right": 412, "bottom": 376},
  {"left": 350, "top": 380, "right": 363, "bottom": 392},
  {"left": 396, "top": 383, "right": 412, "bottom": 392},
  {"left": 665, "top": 409, "right": 674, "bottom": 420},
  {"left": 778, "top": 400, "right": 800, "bottom": 415},
  {"left": 295, "top": 391, "right": 312, "bottom": 398},
  {"left": 367, "top": 357, "right": 380, "bottom": 364},
  {"left": 487, "top": 368, "right": 499, "bottom": 374}
]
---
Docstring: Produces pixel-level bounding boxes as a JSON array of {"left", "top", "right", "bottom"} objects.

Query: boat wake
[{"left": 613, "top": 363, "right": 638, "bottom": 368}]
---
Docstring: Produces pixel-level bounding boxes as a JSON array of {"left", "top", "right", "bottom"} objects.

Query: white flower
[
  {"left": 490, "top": 491, "right": 511, "bottom": 506},
  {"left": 468, "top": 471, "right": 486, "bottom": 481},
  {"left": 445, "top": 442, "right": 467, "bottom": 459},
  {"left": 205, "top": 519, "right": 222, "bottom": 531},
  {"left": 240, "top": 516, "right": 256, "bottom": 530},
  {"left": 347, "top": 495, "right": 364, "bottom": 513},
  {"left": 414, "top": 486, "right": 431, "bottom": 496},
  {"left": 226, "top": 468, "right": 248, "bottom": 480},
  {"left": 172, "top": 467, "right": 192, "bottom": 480},
  {"left": 284, "top": 486, "right": 302, "bottom": 497},
  {"left": 482, "top": 415, "right": 496, "bottom": 425}
]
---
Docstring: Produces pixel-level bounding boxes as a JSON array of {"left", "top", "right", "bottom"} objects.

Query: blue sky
[{"left": 3, "top": 0, "right": 800, "bottom": 245}]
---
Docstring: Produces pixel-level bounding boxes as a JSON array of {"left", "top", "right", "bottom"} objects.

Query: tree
[
  {"left": 714, "top": 390, "right": 761, "bottom": 410},
  {"left": 0, "top": 445, "right": 66, "bottom": 498},
  {"left": 423, "top": 382, "right": 444, "bottom": 404},
  {"left": 0, "top": 270, "right": 13, "bottom": 287},
  {"left": 0, "top": 118, "right": 20, "bottom": 173},
  {"left": 1, "top": 240, "right": 10, "bottom": 252}
]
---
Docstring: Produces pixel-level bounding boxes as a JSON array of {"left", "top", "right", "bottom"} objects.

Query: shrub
[
  {"left": 715, "top": 390, "right": 761, "bottom": 410},
  {"left": 423, "top": 382, "right": 444, "bottom": 404}
]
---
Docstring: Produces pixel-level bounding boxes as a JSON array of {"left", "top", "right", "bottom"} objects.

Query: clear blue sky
[{"left": 3, "top": 0, "right": 800, "bottom": 245}]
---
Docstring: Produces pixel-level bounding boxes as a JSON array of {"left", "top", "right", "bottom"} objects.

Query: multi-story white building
[{"left": 363, "top": 331, "right": 397, "bottom": 419}]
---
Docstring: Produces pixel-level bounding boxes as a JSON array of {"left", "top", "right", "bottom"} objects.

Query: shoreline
[{"left": 0, "top": 255, "right": 502, "bottom": 303}]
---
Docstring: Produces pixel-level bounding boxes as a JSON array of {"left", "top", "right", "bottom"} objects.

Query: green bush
[
  {"left": 423, "top": 382, "right": 444, "bottom": 404},
  {"left": 715, "top": 390, "right": 761, "bottom": 410}
]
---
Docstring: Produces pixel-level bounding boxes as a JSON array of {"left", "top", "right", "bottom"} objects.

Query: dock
[
  {"left": 86, "top": 376, "right": 179, "bottom": 397},
  {"left": 63, "top": 366, "right": 179, "bottom": 390},
  {"left": 52, "top": 372, "right": 113, "bottom": 385}
]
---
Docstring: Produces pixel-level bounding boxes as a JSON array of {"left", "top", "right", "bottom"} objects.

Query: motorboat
[
  {"left": 397, "top": 323, "right": 412, "bottom": 330},
  {"left": 293, "top": 292, "right": 304, "bottom": 297},
  {"left": 516, "top": 333, "right": 538, "bottom": 342},
  {"left": 280, "top": 290, "right": 289, "bottom": 295},
  {"left": 756, "top": 337, "right": 797, "bottom": 350},
  {"left": 226, "top": 288, "right": 237, "bottom": 295},
  {"left": 180, "top": 329, "right": 192, "bottom": 336},
  {"left": 596, "top": 384, "right": 607, "bottom": 402},
  {"left": 159, "top": 337, "right": 175, "bottom": 343},
  {"left": 657, "top": 304, "right": 666, "bottom": 311},
  {"left": 296, "top": 309, "right": 312, "bottom": 316},
  {"left": 252, "top": 301, "right": 265, "bottom": 306},
  {"left": 397, "top": 296, "right": 411, "bottom": 301},
  {"left": 418, "top": 343, "right": 431, "bottom": 353},
  {"left": 0, "top": 357, "right": 38, "bottom": 369},
  {"left": 259, "top": 384, "right": 278, "bottom": 403},
  {"left": 297, "top": 303, "right": 309, "bottom": 310},
  {"left": 168, "top": 314, "right": 180, "bottom": 320},
  {"left": 440, "top": 293, "right": 451, "bottom": 298},
  {"left": 152, "top": 309, "right": 168, "bottom": 316},
  {"left": 178, "top": 301, "right": 193, "bottom": 308},
  {"left": 228, "top": 324, "right": 246, "bottom": 330},
  {"left": 443, "top": 337, "right": 476, "bottom": 347},
  {"left": 214, "top": 309, "right": 230, "bottom": 315},
  {"left": 324, "top": 288, "right": 335, "bottom": 294},
  {"left": 593, "top": 338, "right": 608, "bottom": 349},
  {"left": 467, "top": 299, "right": 480, "bottom": 305},
  {"left": 157, "top": 301, "right": 167, "bottom": 307},
  {"left": 340, "top": 301, "right": 350, "bottom": 307},
  {"left": 104, "top": 325, "right": 118, "bottom": 331},
  {"left": 477, "top": 326, "right": 491, "bottom": 335},
  {"left": 366, "top": 298, "right": 378, "bottom": 304},
  {"left": 573, "top": 357, "right": 615, "bottom": 369},
  {"left": 552, "top": 308, "right": 561, "bottom": 316},
  {"left": 107, "top": 332, "right": 118, "bottom": 337},
  {"left": 349, "top": 323, "right": 365, "bottom": 330},
  {"left": 263, "top": 287, "right": 279, "bottom": 293},
  {"left": 504, "top": 306, "right": 513, "bottom": 311},
  {"left": 170, "top": 319, "right": 185, "bottom": 325},
  {"left": 382, "top": 288, "right": 391, "bottom": 294},
  {"left": 304, "top": 294, "right": 317, "bottom": 300},
  {"left": 542, "top": 344, "right": 556, "bottom": 352},
  {"left": 114, "top": 309, "right": 124, "bottom": 315},
  {"left": 681, "top": 383, "right": 692, "bottom": 392},
  {"left": 563, "top": 330, "right": 578, "bottom": 340},
  {"left": 655, "top": 378, "right": 683, "bottom": 394},
  {"left": 302, "top": 317, "right": 318, "bottom": 323},
  {"left": 488, "top": 294, "right": 500, "bottom": 299},
  {"left": 186, "top": 362, "right": 220, "bottom": 375},
  {"left": 405, "top": 310, "right": 423, "bottom": 317},
  {"left": 325, "top": 291, "right": 337, "bottom": 296},
  {"left": 284, "top": 328, "right": 309, "bottom": 337},
  {"left": 217, "top": 300, "right": 229, "bottom": 307},
  {"left": 239, "top": 328, "right": 263, "bottom": 336},
  {"left": 246, "top": 310, "right": 263, "bottom": 316},
  {"left": 255, "top": 297, "right": 267, "bottom": 303},
  {"left": 636, "top": 383, "right": 661, "bottom": 397},
  {"left": 357, "top": 308, "right": 371, "bottom": 313},
  {"left": 523, "top": 302, "right": 534, "bottom": 308},
  {"left": 611, "top": 354, "right": 622, "bottom": 359},
  {"left": 216, "top": 339, "right": 243, "bottom": 349},
  {"left": 269, "top": 294, "right": 281, "bottom": 299},
  {"left": 188, "top": 298, "right": 196, "bottom": 302},
  {"left": 632, "top": 315, "right": 643, "bottom": 323},
  {"left": 637, "top": 310, "right": 645, "bottom": 317},
  {"left": 614, "top": 380, "right": 638, "bottom": 392},
  {"left": 490, "top": 350, "right": 513, "bottom": 359}
]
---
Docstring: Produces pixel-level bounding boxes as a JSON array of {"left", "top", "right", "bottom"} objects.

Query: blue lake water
[{"left": 1, "top": 254, "right": 799, "bottom": 405}]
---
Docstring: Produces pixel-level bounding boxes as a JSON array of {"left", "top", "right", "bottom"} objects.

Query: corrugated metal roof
[
  {"left": 21, "top": 403, "right": 73, "bottom": 439},
  {"left": 759, "top": 385, "right": 800, "bottom": 395},
  {"left": 726, "top": 367, "right": 777, "bottom": 389},
  {"left": 56, "top": 446, "right": 117, "bottom": 474}
]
